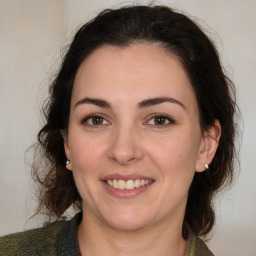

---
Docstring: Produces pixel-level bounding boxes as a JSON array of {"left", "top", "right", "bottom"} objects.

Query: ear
[
  {"left": 195, "top": 120, "right": 221, "bottom": 172},
  {"left": 60, "top": 130, "right": 72, "bottom": 171}
]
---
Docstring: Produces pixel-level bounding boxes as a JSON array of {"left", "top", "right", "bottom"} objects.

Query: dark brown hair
[{"left": 32, "top": 5, "right": 238, "bottom": 238}]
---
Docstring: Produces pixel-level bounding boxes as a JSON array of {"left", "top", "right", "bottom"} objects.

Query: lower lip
[{"left": 102, "top": 181, "right": 154, "bottom": 198}]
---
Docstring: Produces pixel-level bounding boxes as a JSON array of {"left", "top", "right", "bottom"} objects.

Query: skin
[{"left": 62, "top": 43, "right": 221, "bottom": 256}]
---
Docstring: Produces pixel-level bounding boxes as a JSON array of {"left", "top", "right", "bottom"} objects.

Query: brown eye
[
  {"left": 82, "top": 115, "right": 110, "bottom": 127},
  {"left": 147, "top": 115, "right": 174, "bottom": 127},
  {"left": 91, "top": 117, "right": 104, "bottom": 125},
  {"left": 154, "top": 116, "right": 167, "bottom": 125}
]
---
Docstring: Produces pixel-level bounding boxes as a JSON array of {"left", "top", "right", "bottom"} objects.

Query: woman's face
[{"left": 64, "top": 43, "right": 216, "bottom": 231}]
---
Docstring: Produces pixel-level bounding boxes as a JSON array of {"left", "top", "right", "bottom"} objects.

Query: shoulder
[
  {"left": 194, "top": 236, "right": 214, "bottom": 256},
  {"left": 185, "top": 231, "right": 214, "bottom": 256},
  {"left": 0, "top": 220, "right": 66, "bottom": 256}
]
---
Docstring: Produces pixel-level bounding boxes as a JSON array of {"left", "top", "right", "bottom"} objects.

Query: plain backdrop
[{"left": 0, "top": 0, "right": 255, "bottom": 255}]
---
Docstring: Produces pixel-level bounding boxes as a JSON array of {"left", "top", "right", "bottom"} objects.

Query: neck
[{"left": 77, "top": 210, "right": 187, "bottom": 256}]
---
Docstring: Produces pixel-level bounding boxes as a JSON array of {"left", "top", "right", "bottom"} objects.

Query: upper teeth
[{"left": 106, "top": 179, "right": 152, "bottom": 190}]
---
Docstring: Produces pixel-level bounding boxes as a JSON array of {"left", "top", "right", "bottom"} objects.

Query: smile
[{"left": 105, "top": 179, "right": 153, "bottom": 190}]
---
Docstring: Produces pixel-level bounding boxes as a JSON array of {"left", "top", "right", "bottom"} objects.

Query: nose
[{"left": 107, "top": 124, "right": 144, "bottom": 165}]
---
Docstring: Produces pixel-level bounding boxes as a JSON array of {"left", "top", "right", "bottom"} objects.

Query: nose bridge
[{"left": 108, "top": 119, "right": 144, "bottom": 165}]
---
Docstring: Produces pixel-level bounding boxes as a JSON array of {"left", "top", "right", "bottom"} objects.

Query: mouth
[
  {"left": 104, "top": 179, "right": 153, "bottom": 190},
  {"left": 101, "top": 174, "right": 155, "bottom": 198}
]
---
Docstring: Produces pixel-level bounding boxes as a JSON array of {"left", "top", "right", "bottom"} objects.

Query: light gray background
[{"left": 0, "top": 0, "right": 255, "bottom": 255}]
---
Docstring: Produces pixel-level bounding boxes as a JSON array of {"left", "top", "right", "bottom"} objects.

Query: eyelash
[
  {"left": 80, "top": 113, "right": 175, "bottom": 128},
  {"left": 81, "top": 114, "right": 110, "bottom": 128},
  {"left": 145, "top": 114, "right": 175, "bottom": 128}
]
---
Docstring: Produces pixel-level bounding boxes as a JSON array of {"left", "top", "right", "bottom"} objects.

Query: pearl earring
[
  {"left": 204, "top": 163, "right": 209, "bottom": 169},
  {"left": 66, "top": 160, "right": 71, "bottom": 165}
]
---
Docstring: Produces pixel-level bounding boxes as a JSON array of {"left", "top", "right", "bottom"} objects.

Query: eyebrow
[
  {"left": 74, "top": 97, "right": 185, "bottom": 110},
  {"left": 74, "top": 98, "right": 111, "bottom": 108},
  {"left": 138, "top": 97, "right": 186, "bottom": 109}
]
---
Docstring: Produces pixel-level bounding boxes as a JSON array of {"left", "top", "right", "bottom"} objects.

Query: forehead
[{"left": 72, "top": 43, "right": 197, "bottom": 112}]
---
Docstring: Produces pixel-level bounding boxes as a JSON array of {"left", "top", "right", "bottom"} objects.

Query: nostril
[
  {"left": 107, "top": 129, "right": 144, "bottom": 164},
  {"left": 108, "top": 146, "right": 145, "bottom": 165}
]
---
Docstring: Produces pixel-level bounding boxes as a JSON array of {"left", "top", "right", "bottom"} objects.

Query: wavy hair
[{"left": 32, "top": 5, "right": 239, "bottom": 238}]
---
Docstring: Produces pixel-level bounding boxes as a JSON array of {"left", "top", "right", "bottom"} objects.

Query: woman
[{"left": 0, "top": 4, "right": 238, "bottom": 256}]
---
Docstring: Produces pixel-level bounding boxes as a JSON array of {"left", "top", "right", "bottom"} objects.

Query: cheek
[
  {"left": 67, "top": 132, "right": 109, "bottom": 206},
  {"left": 68, "top": 131, "right": 107, "bottom": 178},
  {"left": 142, "top": 134, "right": 199, "bottom": 216},
  {"left": 146, "top": 132, "right": 201, "bottom": 194},
  {"left": 146, "top": 133, "right": 199, "bottom": 173}
]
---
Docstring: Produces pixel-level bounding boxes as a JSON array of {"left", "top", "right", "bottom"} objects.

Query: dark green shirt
[{"left": 0, "top": 212, "right": 214, "bottom": 255}]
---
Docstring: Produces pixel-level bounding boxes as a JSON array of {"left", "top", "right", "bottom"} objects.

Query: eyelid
[
  {"left": 144, "top": 113, "right": 175, "bottom": 127},
  {"left": 80, "top": 113, "right": 175, "bottom": 128},
  {"left": 80, "top": 113, "right": 111, "bottom": 127}
]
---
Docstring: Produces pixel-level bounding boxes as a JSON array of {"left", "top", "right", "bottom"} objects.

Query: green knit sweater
[{"left": 0, "top": 212, "right": 214, "bottom": 256}]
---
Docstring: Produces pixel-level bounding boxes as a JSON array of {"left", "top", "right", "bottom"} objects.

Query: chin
[{"left": 101, "top": 209, "right": 154, "bottom": 231}]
